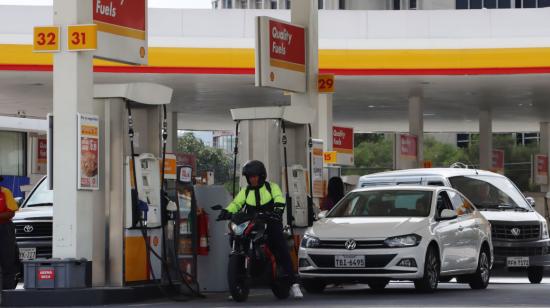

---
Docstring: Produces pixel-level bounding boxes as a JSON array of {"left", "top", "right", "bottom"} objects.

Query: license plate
[
  {"left": 507, "top": 256, "right": 529, "bottom": 267},
  {"left": 19, "top": 248, "right": 36, "bottom": 260},
  {"left": 335, "top": 255, "right": 365, "bottom": 268}
]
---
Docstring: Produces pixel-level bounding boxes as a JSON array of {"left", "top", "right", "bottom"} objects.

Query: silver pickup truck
[
  {"left": 13, "top": 177, "right": 53, "bottom": 263},
  {"left": 359, "top": 168, "right": 550, "bottom": 284}
]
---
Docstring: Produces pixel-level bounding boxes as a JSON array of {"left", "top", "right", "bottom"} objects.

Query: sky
[{"left": 0, "top": 0, "right": 212, "bottom": 8}]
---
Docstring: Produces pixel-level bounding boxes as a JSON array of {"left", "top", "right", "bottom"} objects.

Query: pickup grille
[
  {"left": 318, "top": 240, "right": 386, "bottom": 249},
  {"left": 494, "top": 246, "right": 548, "bottom": 257},
  {"left": 14, "top": 222, "right": 52, "bottom": 240},
  {"left": 491, "top": 223, "right": 540, "bottom": 241}
]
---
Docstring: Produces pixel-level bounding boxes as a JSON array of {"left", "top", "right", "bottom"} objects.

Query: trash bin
[{"left": 23, "top": 258, "right": 91, "bottom": 289}]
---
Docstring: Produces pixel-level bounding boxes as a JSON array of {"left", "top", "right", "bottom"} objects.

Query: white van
[{"left": 358, "top": 168, "right": 550, "bottom": 284}]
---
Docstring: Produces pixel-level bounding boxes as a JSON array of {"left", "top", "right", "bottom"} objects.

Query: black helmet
[{"left": 242, "top": 160, "right": 267, "bottom": 186}]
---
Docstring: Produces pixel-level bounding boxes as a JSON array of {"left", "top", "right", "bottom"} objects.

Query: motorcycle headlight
[
  {"left": 384, "top": 234, "right": 422, "bottom": 248},
  {"left": 230, "top": 221, "right": 250, "bottom": 236},
  {"left": 542, "top": 221, "right": 549, "bottom": 240},
  {"left": 300, "top": 234, "right": 321, "bottom": 248}
]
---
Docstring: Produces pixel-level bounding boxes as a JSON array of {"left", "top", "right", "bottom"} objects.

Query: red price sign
[{"left": 318, "top": 74, "right": 335, "bottom": 93}]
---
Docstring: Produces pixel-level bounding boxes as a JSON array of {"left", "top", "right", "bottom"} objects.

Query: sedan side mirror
[
  {"left": 526, "top": 196, "right": 536, "bottom": 207},
  {"left": 14, "top": 197, "right": 23, "bottom": 207},
  {"left": 317, "top": 210, "right": 328, "bottom": 220},
  {"left": 438, "top": 209, "right": 457, "bottom": 221}
]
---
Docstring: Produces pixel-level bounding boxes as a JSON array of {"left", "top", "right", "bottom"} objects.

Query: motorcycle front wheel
[{"left": 228, "top": 254, "right": 249, "bottom": 302}]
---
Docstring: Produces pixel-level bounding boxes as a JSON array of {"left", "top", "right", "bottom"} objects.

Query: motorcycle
[{"left": 211, "top": 205, "right": 291, "bottom": 302}]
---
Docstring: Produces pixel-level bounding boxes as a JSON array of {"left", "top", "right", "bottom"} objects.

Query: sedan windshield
[
  {"left": 24, "top": 179, "right": 53, "bottom": 207},
  {"left": 328, "top": 190, "right": 432, "bottom": 218},
  {"left": 449, "top": 175, "right": 531, "bottom": 211}
]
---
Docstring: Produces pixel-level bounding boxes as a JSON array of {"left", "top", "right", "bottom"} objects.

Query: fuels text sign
[
  {"left": 255, "top": 16, "right": 306, "bottom": 93},
  {"left": 93, "top": 0, "right": 147, "bottom": 65}
]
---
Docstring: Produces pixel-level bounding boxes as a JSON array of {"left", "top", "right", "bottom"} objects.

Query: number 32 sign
[{"left": 33, "top": 26, "right": 60, "bottom": 52}]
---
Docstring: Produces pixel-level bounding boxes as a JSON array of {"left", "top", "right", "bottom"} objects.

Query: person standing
[
  {"left": 0, "top": 176, "right": 20, "bottom": 290},
  {"left": 323, "top": 177, "right": 345, "bottom": 212}
]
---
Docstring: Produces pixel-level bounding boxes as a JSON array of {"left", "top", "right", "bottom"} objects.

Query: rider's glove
[
  {"left": 273, "top": 206, "right": 285, "bottom": 221},
  {"left": 216, "top": 209, "right": 232, "bottom": 221}
]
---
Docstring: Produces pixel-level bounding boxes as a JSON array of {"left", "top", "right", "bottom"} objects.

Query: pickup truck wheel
[
  {"left": 527, "top": 266, "right": 544, "bottom": 284},
  {"left": 469, "top": 248, "right": 491, "bottom": 289}
]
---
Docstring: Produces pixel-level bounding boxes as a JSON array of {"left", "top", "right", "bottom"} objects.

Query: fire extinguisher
[{"left": 197, "top": 208, "right": 209, "bottom": 255}]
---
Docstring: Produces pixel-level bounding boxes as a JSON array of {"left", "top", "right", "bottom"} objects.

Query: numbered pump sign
[
  {"left": 33, "top": 26, "right": 60, "bottom": 52},
  {"left": 67, "top": 24, "right": 98, "bottom": 51}
]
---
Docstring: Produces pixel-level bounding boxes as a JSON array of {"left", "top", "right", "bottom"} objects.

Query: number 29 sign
[{"left": 318, "top": 74, "right": 335, "bottom": 93}]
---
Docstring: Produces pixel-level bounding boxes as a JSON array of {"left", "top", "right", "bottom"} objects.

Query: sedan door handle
[{"left": 458, "top": 226, "right": 464, "bottom": 232}]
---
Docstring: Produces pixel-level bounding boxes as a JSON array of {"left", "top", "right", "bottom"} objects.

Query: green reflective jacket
[{"left": 226, "top": 182, "right": 285, "bottom": 214}]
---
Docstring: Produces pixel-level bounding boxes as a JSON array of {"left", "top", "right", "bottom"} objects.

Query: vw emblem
[
  {"left": 510, "top": 228, "right": 521, "bottom": 237},
  {"left": 23, "top": 225, "right": 34, "bottom": 233},
  {"left": 345, "top": 239, "right": 357, "bottom": 250}
]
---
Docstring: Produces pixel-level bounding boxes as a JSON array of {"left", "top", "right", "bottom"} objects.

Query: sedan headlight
[
  {"left": 542, "top": 221, "right": 549, "bottom": 240},
  {"left": 300, "top": 234, "right": 321, "bottom": 248},
  {"left": 230, "top": 221, "right": 250, "bottom": 236},
  {"left": 384, "top": 234, "right": 422, "bottom": 248}
]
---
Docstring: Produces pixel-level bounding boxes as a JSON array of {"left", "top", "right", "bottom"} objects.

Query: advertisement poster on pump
[{"left": 78, "top": 113, "right": 100, "bottom": 190}]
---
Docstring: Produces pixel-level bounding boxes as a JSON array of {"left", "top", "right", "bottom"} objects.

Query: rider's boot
[{"left": 291, "top": 283, "right": 303, "bottom": 299}]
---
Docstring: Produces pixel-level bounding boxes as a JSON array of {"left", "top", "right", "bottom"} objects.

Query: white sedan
[{"left": 299, "top": 186, "right": 493, "bottom": 293}]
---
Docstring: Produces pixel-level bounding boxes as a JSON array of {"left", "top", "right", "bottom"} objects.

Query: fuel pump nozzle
[{"left": 138, "top": 199, "right": 149, "bottom": 227}]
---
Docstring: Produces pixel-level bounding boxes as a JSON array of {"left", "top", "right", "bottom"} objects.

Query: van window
[{"left": 448, "top": 175, "right": 531, "bottom": 211}]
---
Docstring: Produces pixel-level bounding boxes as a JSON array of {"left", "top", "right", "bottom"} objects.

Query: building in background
[
  {"left": 213, "top": 131, "right": 236, "bottom": 155},
  {"left": 212, "top": 0, "right": 550, "bottom": 10}
]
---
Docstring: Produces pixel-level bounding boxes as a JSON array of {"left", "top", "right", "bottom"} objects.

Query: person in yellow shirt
[{"left": 0, "top": 176, "right": 20, "bottom": 290}]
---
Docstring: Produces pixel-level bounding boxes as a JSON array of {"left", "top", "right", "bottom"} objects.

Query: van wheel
[
  {"left": 527, "top": 266, "right": 544, "bottom": 284},
  {"left": 469, "top": 248, "right": 491, "bottom": 289},
  {"left": 414, "top": 246, "right": 440, "bottom": 293}
]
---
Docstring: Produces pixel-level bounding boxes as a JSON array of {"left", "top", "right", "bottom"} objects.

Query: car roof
[
  {"left": 351, "top": 185, "right": 444, "bottom": 193},
  {"left": 359, "top": 167, "right": 502, "bottom": 181}
]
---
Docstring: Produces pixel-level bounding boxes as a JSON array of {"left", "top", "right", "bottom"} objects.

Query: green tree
[{"left": 177, "top": 132, "right": 232, "bottom": 184}]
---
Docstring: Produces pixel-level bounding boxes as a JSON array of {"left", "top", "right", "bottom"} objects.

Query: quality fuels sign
[{"left": 255, "top": 16, "right": 306, "bottom": 93}]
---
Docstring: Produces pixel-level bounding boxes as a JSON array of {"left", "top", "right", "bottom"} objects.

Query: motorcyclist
[{"left": 218, "top": 160, "right": 303, "bottom": 299}]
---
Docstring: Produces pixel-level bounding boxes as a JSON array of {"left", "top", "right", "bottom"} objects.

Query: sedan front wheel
[
  {"left": 469, "top": 248, "right": 490, "bottom": 289},
  {"left": 414, "top": 246, "right": 440, "bottom": 293}
]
